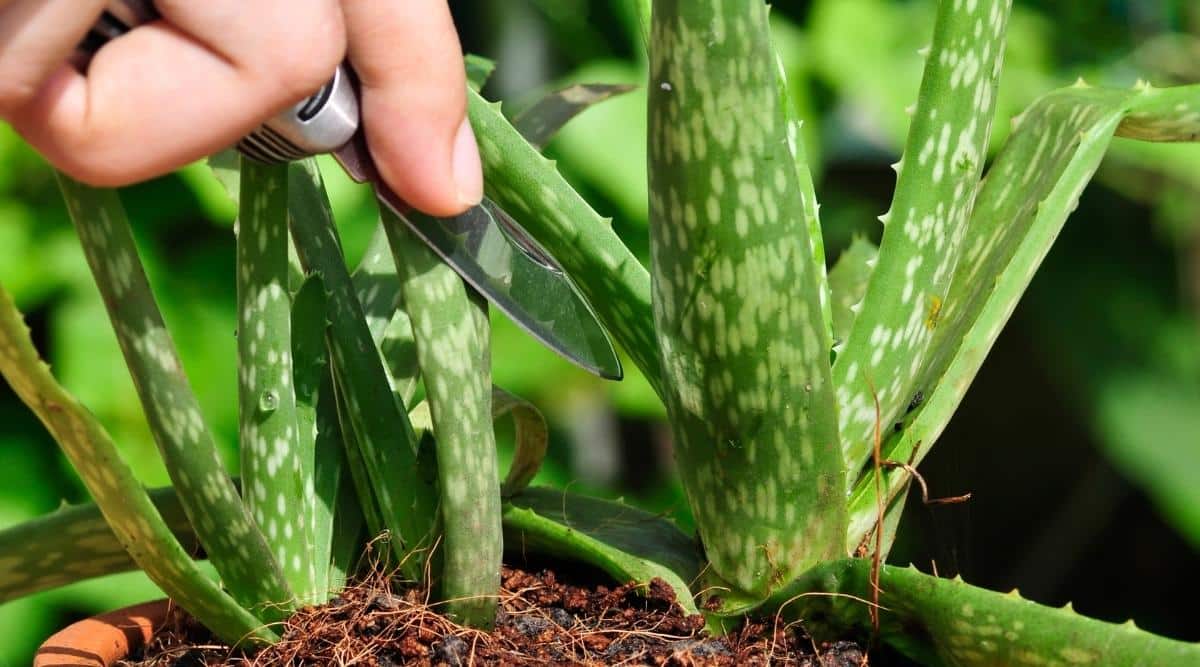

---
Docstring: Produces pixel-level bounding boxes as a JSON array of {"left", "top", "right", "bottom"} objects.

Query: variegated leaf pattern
[
  {"left": 774, "top": 49, "right": 833, "bottom": 342},
  {"left": 386, "top": 211, "right": 502, "bottom": 627},
  {"left": 648, "top": 0, "right": 844, "bottom": 596},
  {"left": 0, "top": 485, "right": 195, "bottom": 604},
  {"left": 828, "top": 238, "right": 879, "bottom": 353},
  {"left": 236, "top": 159, "right": 316, "bottom": 601},
  {"left": 290, "top": 274, "right": 341, "bottom": 603},
  {"left": 833, "top": 0, "right": 1012, "bottom": 484},
  {"left": 350, "top": 225, "right": 420, "bottom": 409},
  {"left": 759, "top": 559, "right": 1200, "bottom": 666},
  {"left": 845, "top": 82, "right": 1200, "bottom": 549},
  {"left": 0, "top": 287, "right": 274, "bottom": 644},
  {"left": 286, "top": 160, "right": 439, "bottom": 578},
  {"left": 466, "top": 88, "right": 663, "bottom": 399},
  {"left": 513, "top": 83, "right": 637, "bottom": 150},
  {"left": 55, "top": 175, "right": 293, "bottom": 621}
]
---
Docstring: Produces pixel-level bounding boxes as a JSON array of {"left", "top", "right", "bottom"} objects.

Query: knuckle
[{"left": 267, "top": 5, "right": 346, "bottom": 102}]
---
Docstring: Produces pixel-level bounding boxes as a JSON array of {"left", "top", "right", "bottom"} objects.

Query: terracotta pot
[{"left": 34, "top": 600, "right": 170, "bottom": 667}]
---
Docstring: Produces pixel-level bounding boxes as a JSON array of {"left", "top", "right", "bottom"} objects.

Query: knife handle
[{"left": 74, "top": 0, "right": 359, "bottom": 163}]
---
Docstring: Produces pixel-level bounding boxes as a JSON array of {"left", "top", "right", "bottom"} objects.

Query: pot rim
[{"left": 34, "top": 599, "right": 171, "bottom": 667}]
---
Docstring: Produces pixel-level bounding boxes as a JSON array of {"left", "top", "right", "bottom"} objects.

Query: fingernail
[{"left": 453, "top": 117, "right": 483, "bottom": 208}]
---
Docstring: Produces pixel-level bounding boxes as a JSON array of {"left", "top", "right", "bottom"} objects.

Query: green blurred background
[{"left": 2, "top": 1, "right": 1199, "bottom": 663}]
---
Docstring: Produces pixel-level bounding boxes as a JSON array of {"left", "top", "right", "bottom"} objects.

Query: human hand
[{"left": 0, "top": 1, "right": 482, "bottom": 217}]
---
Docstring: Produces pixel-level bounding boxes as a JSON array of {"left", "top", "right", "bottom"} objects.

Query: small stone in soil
[
  {"left": 510, "top": 613, "right": 552, "bottom": 638},
  {"left": 670, "top": 638, "right": 733, "bottom": 658},
  {"left": 548, "top": 607, "right": 573, "bottom": 627},
  {"left": 432, "top": 634, "right": 468, "bottom": 667}
]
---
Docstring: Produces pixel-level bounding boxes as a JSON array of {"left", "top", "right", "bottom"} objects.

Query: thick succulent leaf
[
  {"left": 828, "top": 238, "right": 879, "bottom": 352},
  {"left": 290, "top": 274, "right": 343, "bottom": 603},
  {"left": 494, "top": 387, "right": 548, "bottom": 496},
  {"left": 386, "top": 212, "right": 501, "bottom": 628},
  {"left": 4, "top": 483, "right": 692, "bottom": 624},
  {"left": 647, "top": 0, "right": 844, "bottom": 595},
  {"left": 286, "top": 160, "right": 438, "bottom": 578},
  {"left": 350, "top": 224, "right": 421, "bottom": 408},
  {"left": 55, "top": 175, "right": 293, "bottom": 620},
  {"left": 833, "top": 0, "right": 1011, "bottom": 483},
  {"left": 502, "top": 487, "right": 701, "bottom": 615},
  {"left": 466, "top": 89, "right": 663, "bottom": 398},
  {"left": 236, "top": 159, "right": 317, "bottom": 601},
  {"left": 774, "top": 51, "right": 833, "bottom": 342},
  {"left": 756, "top": 559, "right": 1200, "bottom": 666},
  {"left": 352, "top": 224, "right": 404, "bottom": 343},
  {"left": 845, "top": 82, "right": 1200, "bottom": 549},
  {"left": 330, "top": 371, "right": 385, "bottom": 538},
  {"left": 409, "top": 385, "right": 547, "bottom": 498},
  {"left": 512, "top": 83, "right": 637, "bottom": 150},
  {"left": 466, "top": 54, "right": 495, "bottom": 92},
  {"left": 0, "top": 287, "right": 274, "bottom": 644},
  {"left": 0, "top": 486, "right": 195, "bottom": 604}
]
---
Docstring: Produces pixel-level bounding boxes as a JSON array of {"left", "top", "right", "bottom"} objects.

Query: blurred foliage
[{"left": 1, "top": 1, "right": 1199, "bottom": 663}]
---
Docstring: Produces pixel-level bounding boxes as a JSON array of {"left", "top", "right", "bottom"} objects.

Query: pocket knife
[{"left": 76, "top": 0, "right": 623, "bottom": 380}]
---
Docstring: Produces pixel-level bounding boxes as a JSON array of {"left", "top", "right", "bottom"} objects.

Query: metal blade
[{"left": 332, "top": 134, "right": 622, "bottom": 380}]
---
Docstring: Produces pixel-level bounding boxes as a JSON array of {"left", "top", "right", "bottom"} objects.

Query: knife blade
[{"left": 76, "top": 1, "right": 623, "bottom": 380}]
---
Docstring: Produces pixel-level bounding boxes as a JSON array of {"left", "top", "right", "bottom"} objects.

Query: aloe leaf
[
  {"left": 289, "top": 274, "right": 344, "bottom": 603},
  {"left": 409, "top": 385, "right": 547, "bottom": 498},
  {"left": 758, "top": 559, "right": 1200, "bottom": 666},
  {"left": 513, "top": 83, "right": 638, "bottom": 150},
  {"left": 329, "top": 371, "right": 385, "bottom": 538},
  {"left": 502, "top": 487, "right": 701, "bottom": 615},
  {"left": 326, "top": 456, "right": 367, "bottom": 592},
  {"left": 6, "top": 482, "right": 694, "bottom": 624},
  {"left": 285, "top": 160, "right": 438, "bottom": 577},
  {"left": 385, "top": 211, "right": 501, "bottom": 627},
  {"left": 828, "top": 238, "right": 879, "bottom": 352},
  {"left": 647, "top": 0, "right": 844, "bottom": 596},
  {"left": 845, "top": 82, "right": 1200, "bottom": 550},
  {"left": 0, "top": 486, "right": 195, "bottom": 603},
  {"left": 0, "top": 287, "right": 274, "bottom": 644},
  {"left": 494, "top": 387, "right": 548, "bottom": 497},
  {"left": 352, "top": 224, "right": 403, "bottom": 342},
  {"left": 774, "top": 51, "right": 833, "bottom": 342},
  {"left": 55, "top": 175, "right": 293, "bottom": 620},
  {"left": 350, "top": 224, "right": 421, "bottom": 408},
  {"left": 236, "top": 159, "right": 317, "bottom": 602},
  {"left": 466, "top": 54, "right": 496, "bottom": 92},
  {"left": 832, "top": 0, "right": 1011, "bottom": 483},
  {"left": 466, "top": 89, "right": 662, "bottom": 398},
  {"left": 378, "top": 311, "right": 420, "bottom": 409}
]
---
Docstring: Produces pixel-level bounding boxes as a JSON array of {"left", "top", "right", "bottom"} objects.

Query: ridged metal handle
[{"left": 75, "top": 0, "right": 359, "bottom": 163}]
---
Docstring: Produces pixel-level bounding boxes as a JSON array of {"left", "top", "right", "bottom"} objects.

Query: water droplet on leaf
[{"left": 259, "top": 391, "right": 278, "bottom": 413}]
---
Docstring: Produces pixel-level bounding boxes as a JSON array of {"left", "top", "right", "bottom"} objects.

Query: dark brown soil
[{"left": 122, "top": 565, "right": 867, "bottom": 666}]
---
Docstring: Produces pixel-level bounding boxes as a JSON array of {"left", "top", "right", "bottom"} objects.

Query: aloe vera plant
[{"left": 2, "top": 1, "right": 1200, "bottom": 664}]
